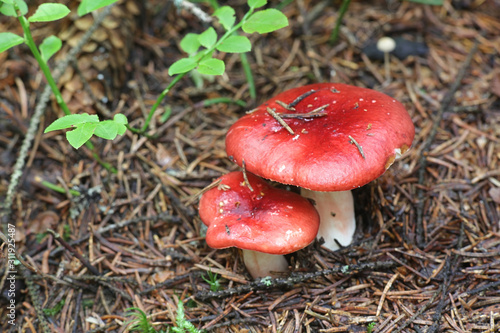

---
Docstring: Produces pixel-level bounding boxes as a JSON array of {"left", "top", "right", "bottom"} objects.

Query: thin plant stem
[
  {"left": 38, "top": 179, "right": 81, "bottom": 196},
  {"left": 240, "top": 52, "right": 256, "bottom": 100},
  {"left": 329, "top": 0, "right": 351, "bottom": 44},
  {"left": 202, "top": 97, "right": 246, "bottom": 107},
  {"left": 17, "top": 15, "right": 71, "bottom": 116},
  {"left": 137, "top": 72, "right": 187, "bottom": 133}
]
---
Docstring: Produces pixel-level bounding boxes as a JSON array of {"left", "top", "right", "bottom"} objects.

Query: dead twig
[
  {"left": 278, "top": 104, "right": 329, "bottom": 119},
  {"left": 348, "top": 135, "right": 366, "bottom": 159},
  {"left": 267, "top": 107, "right": 294, "bottom": 135},
  {"left": 48, "top": 229, "right": 101, "bottom": 276},
  {"left": 195, "top": 260, "right": 396, "bottom": 301},
  {"left": 288, "top": 89, "right": 318, "bottom": 108},
  {"left": 241, "top": 159, "right": 254, "bottom": 192}
]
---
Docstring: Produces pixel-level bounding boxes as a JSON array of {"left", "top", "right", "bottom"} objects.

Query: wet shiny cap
[
  {"left": 199, "top": 171, "right": 319, "bottom": 254},
  {"left": 226, "top": 83, "right": 415, "bottom": 191}
]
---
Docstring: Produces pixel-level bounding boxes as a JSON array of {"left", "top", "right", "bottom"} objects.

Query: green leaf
[
  {"left": 66, "top": 122, "right": 97, "bottom": 149},
  {"left": 44, "top": 113, "right": 99, "bottom": 132},
  {"left": 247, "top": 0, "right": 267, "bottom": 9},
  {"left": 180, "top": 33, "right": 200, "bottom": 54},
  {"left": 113, "top": 113, "right": 128, "bottom": 125},
  {"left": 113, "top": 114, "right": 128, "bottom": 135},
  {"left": 39, "top": 35, "right": 62, "bottom": 63},
  {"left": 198, "top": 27, "right": 217, "bottom": 49},
  {"left": 28, "top": 3, "right": 70, "bottom": 22},
  {"left": 43, "top": 299, "right": 65, "bottom": 316},
  {"left": 77, "top": 0, "right": 119, "bottom": 16},
  {"left": 242, "top": 9, "right": 288, "bottom": 34},
  {"left": 197, "top": 58, "right": 224, "bottom": 76},
  {"left": 116, "top": 124, "right": 126, "bottom": 136},
  {"left": 0, "top": 32, "right": 24, "bottom": 53},
  {"left": 216, "top": 35, "right": 251, "bottom": 53},
  {"left": 94, "top": 120, "right": 118, "bottom": 140},
  {"left": 0, "top": 0, "right": 28, "bottom": 16},
  {"left": 168, "top": 58, "right": 197, "bottom": 76},
  {"left": 213, "top": 6, "right": 235, "bottom": 31}
]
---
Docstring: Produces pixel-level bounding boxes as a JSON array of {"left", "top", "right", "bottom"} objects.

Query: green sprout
[
  {"left": 43, "top": 299, "right": 65, "bottom": 316},
  {"left": 126, "top": 301, "right": 205, "bottom": 333},
  {"left": 202, "top": 270, "right": 221, "bottom": 292},
  {"left": 0, "top": 0, "right": 129, "bottom": 152},
  {"left": 261, "top": 276, "right": 272, "bottom": 286}
]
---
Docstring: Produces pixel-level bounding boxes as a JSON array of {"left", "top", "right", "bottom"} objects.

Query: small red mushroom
[
  {"left": 198, "top": 171, "right": 319, "bottom": 278},
  {"left": 225, "top": 83, "right": 415, "bottom": 251}
]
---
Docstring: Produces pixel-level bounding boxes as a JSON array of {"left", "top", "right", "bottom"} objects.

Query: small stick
[
  {"left": 275, "top": 100, "right": 295, "bottom": 111},
  {"left": 279, "top": 112, "right": 326, "bottom": 119},
  {"left": 288, "top": 89, "right": 318, "bottom": 108},
  {"left": 47, "top": 229, "right": 101, "bottom": 276},
  {"left": 376, "top": 272, "right": 399, "bottom": 317},
  {"left": 245, "top": 108, "right": 259, "bottom": 114},
  {"left": 184, "top": 179, "right": 222, "bottom": 206},
  {"left": 348, "top": 135, "right": 365, "bottom": 159},
  {"left": 279, "top": 104, "right": 329, "bottom": 119},
  {"left": 267, "top": 107, "right": 294, "bottom": 135},
  {"left": 71, "top": 290, "right": 83, "bottom": 333},
  {"left": 241, "top": 160, "right": 254, "bottom": 192}
]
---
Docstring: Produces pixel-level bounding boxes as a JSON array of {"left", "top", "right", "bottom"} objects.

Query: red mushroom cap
[
  {"left": 226, "top": 83, "right": 415, "bottom": 191},
  {"left": 199, "top": 171, "right": 320, "bottom": 255}
]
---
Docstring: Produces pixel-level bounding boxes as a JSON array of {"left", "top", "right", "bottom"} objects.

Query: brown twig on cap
[
  {"left": 184, "top": 179, "right": 222, "bottom": 206},
  {"left": 267, "top": 107, "right": 295, "bottom": 135},
  {"left": 288, "top": 89, "right": 318, "bottom": 108},
  {"left": 241, "top": 159, "right": 254, "bottom": 192},
  {"left": 275, "top": 100, "right": 295, "bottom": 111},
  {"left": 348, "top": 135, "right": 366, "bottom": 159},
  {"left": 279, "top": 104, "right": 329, "bottom": 119},
  {"left": 245, "top": 108, "right": 258, "bottom": 114}
]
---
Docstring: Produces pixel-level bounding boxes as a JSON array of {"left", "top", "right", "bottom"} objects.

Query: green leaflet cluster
[{"left": 169, "top": 0, "right": 288, "bottom": 76}]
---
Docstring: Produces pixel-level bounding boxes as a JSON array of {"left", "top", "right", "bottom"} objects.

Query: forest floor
[{"left": 1, "top": 0, "right": 500, "bottom": 332}]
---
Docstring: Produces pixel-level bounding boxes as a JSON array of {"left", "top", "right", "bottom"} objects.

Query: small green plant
[
  {"left": 1, "top": 0, "right": 288, "bottom": 152},
  {"left": 168, "top": 0, "right": 287, "bottom": 76},
  {"left": 261, "top": 276, "right": 272, "bottom": 286},
  {"left": 126, "top": 301, "right": 205, "bottom": 333},
  {"left": 139, "top": 0, "right": 289, "bottom": 135},
  {"left": 366, "top": 322, "right": 376, "bottom": 333},
  {"left": 0, "top": 0, "right": 129, "bottom": 151},
  {"left": 202, "top": 270, "right": 221, "bottom": 292},
  {"left": 170, "top": 301, "right": 204, "bottom": 333},
  {"left": 43, "top": 299, "right": 65, "bottom": 316},
  {"left": 44, "top": 113, "right": 128, "bottom": 149},
  {"left": 126, "top": 307, "right": 161, "bottom": 333},
  {"left": 62, "top": 224, "right": 72, "bottom": 242}
]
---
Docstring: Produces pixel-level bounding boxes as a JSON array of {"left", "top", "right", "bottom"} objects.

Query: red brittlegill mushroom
[
  {"left": 198, "top": 171, "right": 319, "bottom": 279},
  {"left": 225, "top": 83, "right": 415, "bottom": 251}
]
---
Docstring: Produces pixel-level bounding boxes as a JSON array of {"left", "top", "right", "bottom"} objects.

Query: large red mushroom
[
  {"left": 225, "top": 83, "right": 415, "bottom": 251},
  {"left": 199, "top": 171, "right": 319, "bottom": 278}
]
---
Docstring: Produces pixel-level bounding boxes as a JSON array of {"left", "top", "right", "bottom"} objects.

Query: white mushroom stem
[
  {"left": 242, "top": 250, "right": 288, "bottom": 279},
  {"left": 300, "top": 189, "right": 355, "bottom": 251},
  {"left": 377, "top": 36, "right": 396, "bottom": 83}
]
